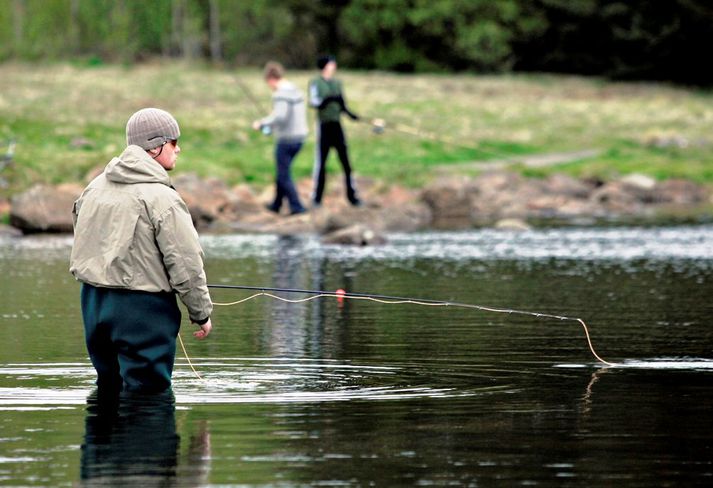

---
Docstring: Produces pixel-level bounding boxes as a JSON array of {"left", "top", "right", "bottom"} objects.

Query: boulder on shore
[
  {"left": 173, "top": 173, "right": 260, "bottom": 230},
  {"left": 653, "top": 179, "right": 708, "bottom": 205},
  {"left": 420, "top": 177, "right": 477, "bottom": 228},
  {"left": 0, "top": 224, "right": 22, "bottom": 237},
  {"left": 10, "top": 183, "right": 82, "bottom": 233},
  {"left": 5, "top": 170, "right": 711, "bottom": 236},
  {"left": 495, "top": 218, "right": 532, "bottom": 231}
]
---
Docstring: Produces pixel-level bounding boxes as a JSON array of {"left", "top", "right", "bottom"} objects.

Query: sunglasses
[{"left": 148, "top": 136, "right": 178, "bottom": 147}]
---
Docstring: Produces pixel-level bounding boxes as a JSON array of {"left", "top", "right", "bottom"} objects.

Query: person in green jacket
[
  {"left": 309, "top": 55, "right": 361, "bottom": 207},
  {"left": 70, "top": 108, "right": 213, "bottom": 393}
]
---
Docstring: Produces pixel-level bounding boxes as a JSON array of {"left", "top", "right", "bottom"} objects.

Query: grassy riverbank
[{"left": 1, "top": 61, "right": 712, "bottom": 197}]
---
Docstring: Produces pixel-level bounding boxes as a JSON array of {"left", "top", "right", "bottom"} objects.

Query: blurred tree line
[{"left": 1, "top": 0, "right": 712, "bottom": 84}]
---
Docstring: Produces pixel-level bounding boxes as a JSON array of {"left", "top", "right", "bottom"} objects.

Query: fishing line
[
  {"left": 177, "top": 332, "right": 202, "bottom": 380},
  {"left": 206, "top": 284, "right": 615, "bottom": 367}
]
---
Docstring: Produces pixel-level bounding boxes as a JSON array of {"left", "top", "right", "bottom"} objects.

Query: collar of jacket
[{"left": 104, "top": 145, "right": 171, "bottom": 186}]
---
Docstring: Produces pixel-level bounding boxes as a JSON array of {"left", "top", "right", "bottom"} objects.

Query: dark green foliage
[
  {"left": 1, "top": 0, "right": 712, "bottom": 83},
  {"left": 340, "top": 0, "right": 543, "bottom": 72},
  {"left": 513, "top": 0, "right": 713, "bottom": 85}
]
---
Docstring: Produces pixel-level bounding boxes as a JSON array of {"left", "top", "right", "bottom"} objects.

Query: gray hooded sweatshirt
[
  {"left": 70, "top": 145, "right": 212, "bottom": 322},
  {"left": 259, "top": 80, "right": 308, "bottom": 142}
]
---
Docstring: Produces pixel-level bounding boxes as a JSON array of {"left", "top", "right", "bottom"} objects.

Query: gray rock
[
  {"left": 420, "top": 177, "right": 477, "bottom": 227},
  {"left": 470, "top": 172, "right": 542, "bottom": 222},
  {"left": 590, "top": 181, "right": 644, "bottom": 212},
  {"left": 10, "top": 183, "right": 82, "bottom": 233},
  {"left": 7, "top": 171, "right": 711, "bottom": 236},
  {"left": 313, "top": 205, "right": 371, "bottom": 234},
  {"left": 621, "top": 173, "right": 656, "bottom": 190},
  {"left": 544, "top": 174, "right": 595, "bottom": 199},
  {"left": 173, "top": 173, "right": 256, "bottom": 230},
  {"left": 495, "top": 218, "right": 531, "bottom": 231},
  {"left": 0, "top": 224, "right": 22, "bottom": 237},
  {"left": 258, "top": 212, "right": 315, "bottom": 235},
  {"left": 652, "top": 179, "right": 708, "bottom": 205},
  {"left": 322, "top": 224, "right": 387, "bottom": 246},
  {"left": 376, "top": 202, "right": 432, "bottom": 232}
]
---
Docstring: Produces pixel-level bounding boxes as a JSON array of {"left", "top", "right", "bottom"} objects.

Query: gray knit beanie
[{"left": 126, "top": 108, "right": 181, "bottom": 150}]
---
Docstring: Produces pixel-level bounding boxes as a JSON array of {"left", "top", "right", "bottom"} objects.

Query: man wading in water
[
  {"left": 70, "top": 108, "right": 213, "bottom": 393},
  {"left": 309, "top": 55, "right": 362, "bottom": 207}
]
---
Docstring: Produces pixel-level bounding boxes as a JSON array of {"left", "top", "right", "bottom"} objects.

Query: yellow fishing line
[
  {"left": 177, "top": 332, "right": 202, "bottom": 380},
  {"left": 204, "top": 292, "right": 616, "bottom": 369},
  {"left": 180, "top": 291, "right": 614, "bottom": 379}
]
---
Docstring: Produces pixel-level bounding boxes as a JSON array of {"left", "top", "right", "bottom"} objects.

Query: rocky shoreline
[{"left": 2, "top": 171, "right": 711, "bottom": 243}]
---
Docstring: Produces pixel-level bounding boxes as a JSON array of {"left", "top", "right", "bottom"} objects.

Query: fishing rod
[
  {"left": 355, "top": 117, "right": 522, "bottom": 161},
  {"left": 206, "top": 283, "right": 614, "bottom": 367},
  {"left": 234, "top": 75, "right": 267, "bottom": 115}
]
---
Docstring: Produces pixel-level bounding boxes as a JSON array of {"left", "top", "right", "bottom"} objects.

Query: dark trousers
[
  {"left": 81, "top": 284, "right": 181, "bottom": 393},
  {"left": 313, "top": 121, "right": 358, "bottom": 204},
  {"left": 272, "top": 140, "right": 306, "bottom": 213}
]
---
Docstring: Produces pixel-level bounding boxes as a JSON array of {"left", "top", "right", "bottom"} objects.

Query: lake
[{"left": 1, "top": 226, "right": 712, "bottom": 486}]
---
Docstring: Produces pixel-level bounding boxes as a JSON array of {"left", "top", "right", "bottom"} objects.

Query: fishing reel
[{"left": 370, "top": 118, "right": 386, "bottom": 134}]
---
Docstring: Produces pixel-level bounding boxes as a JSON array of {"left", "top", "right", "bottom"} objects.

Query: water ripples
[
  {"left": 556, "top": 357, "right": 713, "bottom": 371},
  {"left": 0, "top": 359, "right": 508, "bottom": 407},
  {"left": 3, "top": 356, "right": 710, "bottom": 409}
]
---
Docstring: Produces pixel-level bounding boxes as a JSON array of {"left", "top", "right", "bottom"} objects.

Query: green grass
[{"left": 1, "top": 61, "right": 712, "bottom": 197}]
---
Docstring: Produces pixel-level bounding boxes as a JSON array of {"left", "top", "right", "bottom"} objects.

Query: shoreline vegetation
[{"left": 1, "top": 62, "right": 712, "bottom": 238}]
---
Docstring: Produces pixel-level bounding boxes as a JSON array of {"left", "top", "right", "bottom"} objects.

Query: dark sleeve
[{"left": 339, "top": 95, "right": 359, "bottom": 120}]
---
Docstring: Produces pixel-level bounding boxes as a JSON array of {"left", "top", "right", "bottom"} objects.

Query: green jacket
[
  {"left": 309, "top": 77, "right": 344, "bottom": 123},
  {"left": 70, "top": 145, "right": 212, "bottom": 323}
]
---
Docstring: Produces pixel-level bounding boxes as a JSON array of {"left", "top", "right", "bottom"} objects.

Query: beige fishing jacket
[{"left": 70, "top": 145, "right": 212, "bottom": 322}]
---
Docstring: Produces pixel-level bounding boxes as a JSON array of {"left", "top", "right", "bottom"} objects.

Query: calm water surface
[{"left": 1, "top": 226, "right": 712, "bottom": 486}]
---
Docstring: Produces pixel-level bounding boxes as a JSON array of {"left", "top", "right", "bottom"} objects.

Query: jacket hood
[{"left": 104, "top": 145, "right": 171, "bottom": 186}]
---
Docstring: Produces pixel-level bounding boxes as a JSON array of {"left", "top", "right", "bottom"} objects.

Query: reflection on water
[
  {"left": 1, "top": 226, "right": 713, "bottom": 486},
  {"left": 80, "top": 390, "right": 179, "bottom": 485},
  {"left": 79, "top": 390, "right": 210, "bottom": 487},
  {"left": 265, "top": 236, "right": 315, "bottom": 356}
]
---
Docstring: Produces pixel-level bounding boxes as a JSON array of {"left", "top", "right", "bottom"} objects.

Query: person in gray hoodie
[
  {"left": 70, "top": 108, "right": 213, "bottom": 393},
  {"left": 253, "top": 61, "right": 308, "bottom": 215}
]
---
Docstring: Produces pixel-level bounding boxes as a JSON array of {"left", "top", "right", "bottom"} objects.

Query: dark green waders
[{"left": 81, "top": 283, "right": 181, "bottom": 392}]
